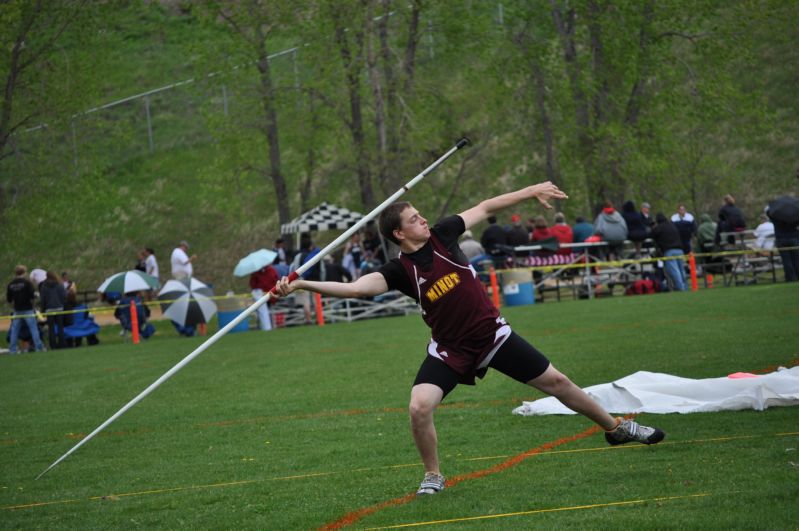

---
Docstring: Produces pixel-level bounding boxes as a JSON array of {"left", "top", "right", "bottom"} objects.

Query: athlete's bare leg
[
  {"left": 526, "top": 364, "right": 618, "bottom": 430},
  {"left": 409, "top": 383, "right": 445, "bottom": 474}
]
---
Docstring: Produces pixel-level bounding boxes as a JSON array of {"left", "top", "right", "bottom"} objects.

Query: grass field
[{"left": 1, "top": 284, "right": 798, "bottom": 529}]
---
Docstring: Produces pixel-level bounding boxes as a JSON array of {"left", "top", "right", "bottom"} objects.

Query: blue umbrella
[{"left": 233, "top": 249, "right": 278, "bottom": 277}]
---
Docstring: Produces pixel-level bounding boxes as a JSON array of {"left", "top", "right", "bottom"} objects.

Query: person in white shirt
[
  {"left": 170, "top": 241, "right": 196, "bottom": 279},
  {"left": 144, "top": 248, "right": 160, "bottom": 281},
  {"left": 753, "top": 213, "right": 775, "bottom": 251}
]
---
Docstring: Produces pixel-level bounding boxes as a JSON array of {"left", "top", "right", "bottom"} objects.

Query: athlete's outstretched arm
[
  {"left": 458, "top": 181, "right": 568, "bottom": 230},
  {"left": 274, "top": 271, "right": 389, "bottom": 299}
]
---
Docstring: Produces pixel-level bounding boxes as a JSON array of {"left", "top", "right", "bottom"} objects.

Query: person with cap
[
  {"left": 170, "top": 241, "right": 197, "bottom": 280},
  {"left": 458, "top": 230, "right": 485, "bottom": 262},
  {"left": 593, "top": 200, "right": 628, "bottom": 260},
  {"left": 506, "top": 214, "right": 529, "bottom": 245}
]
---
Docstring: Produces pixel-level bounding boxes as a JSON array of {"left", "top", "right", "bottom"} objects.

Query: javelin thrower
[{"left": 273, "top": 181, "right": 665, "bottom": 495}]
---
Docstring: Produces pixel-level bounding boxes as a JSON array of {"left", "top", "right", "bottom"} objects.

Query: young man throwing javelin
[{"left": 273, "top": 181, "right": 665, "bottom": 495}]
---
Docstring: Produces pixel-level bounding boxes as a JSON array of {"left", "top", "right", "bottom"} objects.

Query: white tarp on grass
[{"left": 513, "top": 367, "right": 799, "bottom": 416}]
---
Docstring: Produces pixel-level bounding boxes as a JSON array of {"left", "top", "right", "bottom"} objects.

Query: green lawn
[{"left": 1, "top": 284, "right": 798, "bottom": 529}]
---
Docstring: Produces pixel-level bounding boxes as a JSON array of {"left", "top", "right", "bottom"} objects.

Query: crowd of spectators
[
  {"left": 5, "top": 190, "right": 797, "bottom": 353},
  {"left": 474, "top": 191, "right": 799, "bottom": 291}
]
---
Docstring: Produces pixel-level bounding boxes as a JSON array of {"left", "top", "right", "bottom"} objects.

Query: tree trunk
[
  {"left": 366, "top": 1, "right": 389, "bottom": 195},
  {"left": 254, "top": 26, "right": 290, "bottom": 226},
  {"left": 333, "top": 10, "right": 374, "bottom": 209},
  {"left": 550, "top": 1, "right": 597, "bottom": 209}
]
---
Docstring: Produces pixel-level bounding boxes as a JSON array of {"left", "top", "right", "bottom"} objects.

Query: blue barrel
[
  {"left": 502, "top": 271, "right": 535, "bottom": 306},
  {"left": 217, "top": 309, "right": 250, "bottom": 333}
]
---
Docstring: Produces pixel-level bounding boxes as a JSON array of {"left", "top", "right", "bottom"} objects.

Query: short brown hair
[
  {"left": 15, "top": 264, "right": 26, "bottom": 276},
  {"left": 379, "top": 202, "right": 411, "bottom": 245}
]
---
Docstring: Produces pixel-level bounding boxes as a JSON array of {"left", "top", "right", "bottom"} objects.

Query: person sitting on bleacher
[
  {"left": 530, "top": 215, "right": 556, "bottom": 257},
  {"left": 671, "top": 204, "right": 697, "bottom": 254},
  {"left": 550, "top": 212, "right": 573, "bottom": 255},
  {"left": 715, "top": 194, "right": 747, "bottom": 246},
  {"left": 593, "top": 201, "right": 628, "bottom": 260},
  {"left": 622, "top": 201, "right": 649, "bottom": 257},
  {"left": 753, "top": 213, "right": 775, "bottom": 252}
]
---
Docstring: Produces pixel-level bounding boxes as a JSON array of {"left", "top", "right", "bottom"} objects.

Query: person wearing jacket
[
  {"left": 40, "top": 270, "right": 67, "bottom": 349},
  {"left": 651, "top": 213, "right": 687, "bottom": 291},
  {"left": 621, "top": 201, "right": 649, "bottom": 257},
  {"left": 593, "top": 201, "right": 628, "bottom": 260},
  {"left": 6, "top": 265, "right": 45, "bottom": 354}
]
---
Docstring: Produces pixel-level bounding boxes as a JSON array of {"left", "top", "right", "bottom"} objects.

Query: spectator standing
[
  {"left": 6, "top": 265, "right": 45, "bottom": 354},
  {"left": 273, "top": 238, "right": 288, "bottom": 265},
  {"left": 572, "top": 216, "right": 594, "bottom": 244},
  {"left": 715, "top": 194, "right": 747, "bottom": 245},
  {"left": 61, "top": 271, "right": 75, "bottom": 294},
  {"left": 134, "top": 250, "right": 147, "bottom": 272},
  {"left": 343, "top": 233, "right": 364, "bottom": 279},
  {"left": 550, "top": 212, "right": 574, "bottom": 255},
  {"left": 250, "top": 264, "right": 279, "bottom": 331},
  {"left": 593, "top": 201, "right": 628, "bottom": 260},
  {"left": 651, "top": 213, "right": 687, "bottom": 291},
  {"left": 459, "top": 230, "right": 485, "bottom": 262},
  {"left": 753, "top": 213, "right": 775, "bottom": 251},
  {"left": 144, "top": 248, "right": 159, "bottom": 282},
  {"left": 767, "top": 195, "right": 799, "bottom": 282},
  {"left": 273, "top": 238, "right": 290, "bottom": 277},
  {"left": 480, "top": 215, "right": 508, "bottom": 266},
  {"left": 362, "top": 228, "right": 385, "bottom": 265},
  {"left": 289, "top": 234, "right": 323, "bottom": 324},
  {"left": 671, "top": 204, "right": 697, "bottom": 253},
  {"left": 40, "top": 270, "right": 67, "bottom": 349},
  {"left": 171, "top": 241, "right": 196, "bottom": 279},
  {"left": 621, "top": 201, "right": 649, "bottom": 257}
]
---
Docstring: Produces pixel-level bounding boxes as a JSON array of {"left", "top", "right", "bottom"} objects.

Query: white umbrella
[
  {"left": 158, "top": 277, "right": 217, "bottom": 327},
  {"left": 30, "top": 268, "right": 47, "bottom": 288},
  {"left": 233, "top": 249, "right": 278, "bottom": 277}
]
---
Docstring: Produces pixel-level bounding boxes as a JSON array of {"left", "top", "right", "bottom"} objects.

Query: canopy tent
[
  {"left": 279, "top": 203, "right": 389, "bottom": 261},
  {"left": 280, "top": 202, "right": 365, "bottom": 235}
]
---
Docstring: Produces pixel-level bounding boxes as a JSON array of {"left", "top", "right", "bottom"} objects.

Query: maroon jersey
[{"left": 383, "top": 217, "right": 510, "bottom": 381}]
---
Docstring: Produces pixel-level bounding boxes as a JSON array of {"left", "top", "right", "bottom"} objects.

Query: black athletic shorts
[{"left": 412, "top": 331, "right": 551, "bottom": 398}]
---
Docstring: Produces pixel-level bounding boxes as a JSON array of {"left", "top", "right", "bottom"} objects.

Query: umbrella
[
  {"left": 767, "top": 195, "right": 799, "bottom": 225},
  {"left": 233, "top": 249, "right": 278, "bottom": 277},
  {"left": 30, "top": 268, "right": 47, "bottom": 288},
  {"left": 158, "top": 277, "right": 217, "bottom": 327},
  {"left": 97, "top": 270, "right": 160, "bottom": 294}
]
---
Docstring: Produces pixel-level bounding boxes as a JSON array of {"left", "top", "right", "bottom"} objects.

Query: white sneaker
[
  {"left": 416, "top": 472, "right": 445, "bottom": 495},
  {"left": 605, "top": 418, "right": 665, "bottom": 446}
]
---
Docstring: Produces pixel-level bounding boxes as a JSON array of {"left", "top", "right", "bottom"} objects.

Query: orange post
[
  {"left": 489, "top": 267, "right": 501, "bottom": 309},
  {"left": 314, "top": 292, "right": 325, "bottom": 326},
  {"left": 707, "top": 273, "right": 714, "bottom": 289},
  {"left": 129, "top": 300, "right": 140, "bottom": 344},
  {"left": 688, "top": 252, "right": 698, "bottom": 292},
  {"left": 198, "top": 323, "right": 207, "bottom": 336}
]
